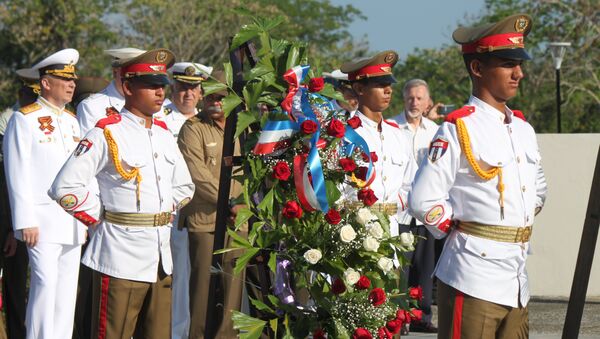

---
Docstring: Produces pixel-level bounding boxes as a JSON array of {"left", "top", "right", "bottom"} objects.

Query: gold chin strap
[
  {"left": 104, "top": 128, "right": 142, "bottom": 210},
  {"left": 456, "top": 118, "right": 505, "bottom": 219}
]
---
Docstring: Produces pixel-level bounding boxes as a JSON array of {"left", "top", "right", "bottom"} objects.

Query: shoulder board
[
  {"left": 164, "top": 107, "right": 173, "bottom": 116},
  {"left": 512, "top": 110, "right": 526, "bottom": 122},
  {"left": 153, "top": 118, "right": 168, "bottom": 130},
  {"left": 383, "top": 120, "right": 399, "bottom": 129},
  {"left": 444, "top": 106, "right": 475, "bottom": 124},
  {"left": 19, "top": 102, "right": 42, "bottom": 115},
  {"left": 95, "top": 114, "right": 122, "bottom": 129},
  {"left": 64, "top": 108, "right": 76, "bottom": 118},
  {"left": 106, "top": 106, "right": 119, "bottom": 116}
]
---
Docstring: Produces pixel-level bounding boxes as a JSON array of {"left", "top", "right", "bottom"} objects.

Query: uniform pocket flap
[
  {"left": 391, "top": 153, "right": 408, "bottom": 166},
  {"left": 463, "top": 234, "right": 518, "bottom": 260},
  {"left": 478, "top": 150, "right": 513, "bottom": 168}
]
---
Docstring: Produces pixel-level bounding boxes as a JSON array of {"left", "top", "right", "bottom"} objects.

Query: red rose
[
  {"left": 272, "top": 161, "right": 291, "bottom": 181},
  {"left": 282, "top": 201, "right": 303, "bottom": 219},
  {"left": 386, "top": 319, "right": 402, "bottom": 334},
  {"left": 352, "top": 328, "right": 372, "bottom": 339},
  {"left": 339, "top": 158, "right": 357, "bottom": 172},
  {"left": 301, "top": 120, "right": 318, "bottom": 134},
  {"left": 377, "top": 327, "right": 392, "bottom": 339},
  {"left": 397, "top": 309, "right": 412, "bottom": 325},
  {"left": 357, "top": 188, "right": 378, "bottom": 206},
  {"left": 368, "top": 287, "right": 386, "bottom": 306},
  {"left": 361, "top": 151, "right": 378, "bottom": 163},
  {"left": 347, "top": 116, "right": 362, "bottom": 129},
  {"left": 313, "top": 328, "right": 326, "bottom": 339},
  {"left": 355, "top": 275, "right": 371, "bottom": 290},
  {"left": 409, "top": 286, "right": 423, "bottom": 301},
  {"left": 325, "top": 209, "right": 341, "bottom": 225},
  {"left": 410, "top": 309, "right": 423, "bottom": 322},
  {"left": 309, "top": 77, "right": 325, "bottom": 92},
  {"left": 355, "top": 166, "right": 368, "bottom": 181},
  {"left": 327, "top": 119, "right": 345, "bottom": 138},
  {"left": 331, "top": 278, "right": 346, "bottom": 295}
]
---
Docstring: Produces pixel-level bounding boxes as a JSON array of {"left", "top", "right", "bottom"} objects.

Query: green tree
[
  {"left": 0, "top": 0, "right": 119, "bottom": 108},
  {"left": 391, "top": 0, "right": 599, "bottom": 133}
]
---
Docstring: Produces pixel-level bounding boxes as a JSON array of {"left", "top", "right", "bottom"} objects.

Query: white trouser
[
  {"left": 26, "top": 242, "right": 81, "bottom": 339},
  {"left": 171, "top": 222, "right": 191, "bottom": 339}
]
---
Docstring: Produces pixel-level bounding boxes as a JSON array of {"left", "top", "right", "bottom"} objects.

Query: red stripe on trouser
[
  {"left": 452, "top": 290, "right": 464, "bottom": 339},
  {"left": 98, "top": 275, "right": 110, "bottom": 339}
]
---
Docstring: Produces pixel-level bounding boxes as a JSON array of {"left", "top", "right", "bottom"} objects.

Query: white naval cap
[
  {"left": 169, "top": 62, "right": 213, "bottom": 85},
  {"left": 323, "top": 69, "right": 349, "bottom": 81},
  {"left": 104, "top": 47, "right": 147, "bottom": 67},
  {"left": 17, "top": 48, "right": 79, "bottom": 80}
]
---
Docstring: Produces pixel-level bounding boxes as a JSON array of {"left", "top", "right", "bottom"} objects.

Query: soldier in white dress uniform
[
  {"left": 76, "top": 47, "right": 146, "bottom": 135},
  {"left": 339, "top": 50, "right": 416, "bottom": 236},
  {"left": 49, "top": 48, "right": 194, "bottom": 339},
  {"left": 3, "top": 48, "right": 87, "bottom": 339},
  {"left": 408, "top": 14, "right": 547, "bottom": 338},
  {"left": 159, "top": 61, "right": 211, "bottom": 339}
]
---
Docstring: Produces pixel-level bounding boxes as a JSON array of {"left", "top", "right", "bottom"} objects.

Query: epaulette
[
  {"left": 19, "top": 102, "right": 41, "bottom": 115},
  {"left": 95, "top": 114, "right": 122, "bottom": 129},
  {"left": 64, "top": 108, "right": 76, "bottom": 118},
  {"left": 105, "top": 106, "right": 119, "bottom": 116},
  {"left": 383, "top": 120, "right": 400, "bottom": 129},
  {"left": 444, "top": 105, "right": 475, "bottom": 124},
  {"left": 153, "top": 118, "right": 168, "bottom": 130},
  {"left": 512, "top": 110, "right": 526, "bottom": 122}
]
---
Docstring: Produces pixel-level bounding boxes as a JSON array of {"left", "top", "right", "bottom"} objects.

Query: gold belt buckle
[
  {"left": 515, "top": 227, "right": 532, "bottom": 243},
  {"left": 154, "top": 212, "right": 170, "bottom": 226}
]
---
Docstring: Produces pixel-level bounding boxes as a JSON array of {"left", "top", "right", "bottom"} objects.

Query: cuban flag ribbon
[
  {"left": 281, "top": 65, "right": 310, "bottom": 121},
  {"left": 252, "top": 120, "right": 298, "bottom": 155}
]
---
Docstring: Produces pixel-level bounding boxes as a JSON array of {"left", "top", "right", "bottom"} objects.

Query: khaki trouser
[
  {"left": 188, "top": 231, "right": 245, "bottom": 339},
  {"left": 90, "top": 270, "right": 172, "bottom": 339},
  {"left": 437, "top": 281, "right": 528, "bottom": 339}
]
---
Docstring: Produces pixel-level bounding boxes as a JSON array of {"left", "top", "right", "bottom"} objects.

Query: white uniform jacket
[
  {"left": 76, "top": 80, "right": 124, "bottom": 135},
  {"left": 3, "top": 97, "right": 86, "bottom": 244},
  {"left": 408, "top": 96, "right": 547, "bottom": 307},
  {"left": 342, "top": 111, "right": 416, "bottom": 233},
  {"left": 391, "top": 112, "right": 439, "bottom": 225},
  {"left": 49, "top": 110, "right": 195, "bottom": 282},
  {"left": 156, "top": 102, "right": 196, "bottom": 138}
]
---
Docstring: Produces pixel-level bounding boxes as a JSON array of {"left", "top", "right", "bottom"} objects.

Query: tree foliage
[{"left": 392, "top": 0, "right": 599, "bottom": 133}]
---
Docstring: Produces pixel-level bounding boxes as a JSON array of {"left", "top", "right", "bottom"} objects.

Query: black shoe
[{"left": 409, "top": 322, "right": 438, "bottom": 333}]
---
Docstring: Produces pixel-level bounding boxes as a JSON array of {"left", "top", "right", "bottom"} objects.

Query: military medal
[{"left": 38, "top": 116, "right": 55, "bottom": 134}]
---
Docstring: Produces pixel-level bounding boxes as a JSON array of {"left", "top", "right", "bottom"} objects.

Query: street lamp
[{"left": 547, "top": 42, "right": 571, "bottom": 133}]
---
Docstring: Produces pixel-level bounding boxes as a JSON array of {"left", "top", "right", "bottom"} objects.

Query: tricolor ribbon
[{"left": 281, "top": 65, "right": 310, "bottom": 121}]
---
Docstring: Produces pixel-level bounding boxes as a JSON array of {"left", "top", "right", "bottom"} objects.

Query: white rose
[
  {"left": 368, "top": 222, "right": 384, "bottom": 239},
  {"left": 356, "top": 208, "right": 376, "bottom": 225},
  {"left": 339, "top": 224, "right": 357, "bottom": 243},
  {"left": 377, "top": 257, "right": 394, "bottom": 272},
  {"left": 400, "top": 232, "right": 415, "bottom": 247},
  {"left": 303, "top": 249, "right": 322, "bottom": 265},
  {"left": 343, "top": 268, "right": 361, "bottom": 285},
  {"left": 363, "top": 236, "right": 380, "bottom": 252}
]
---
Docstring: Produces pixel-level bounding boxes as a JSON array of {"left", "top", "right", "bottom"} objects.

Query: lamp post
[{"left": 547, "top": 42, "right": 571, "bottom": 133}]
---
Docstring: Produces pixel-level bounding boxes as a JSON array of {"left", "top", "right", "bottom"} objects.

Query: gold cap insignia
[
  {"left": 184, "top": 66, "right": 196, "bottom": 76},
  {"left": 380, "top": 66, "right": 392, "bottom": 73},
  {"left": 384, "top": 52, "right": 396, "bottom": 63},
  {"left": 515, "top": 16, "right": 529, "bottom": 32},
  {"left": 156, "top": 51, "right": 168, "bottom": 63}
]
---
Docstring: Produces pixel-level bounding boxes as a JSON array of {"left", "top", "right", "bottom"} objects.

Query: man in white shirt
[
  {"left": 409, "top": 14, "right": 547, "bottom": 338},
  {"left": 49, "top": 48, "right": 194, "bottom": 339},
  {"left": 391, "top": 79, "right": 440, "bottom": 333},
  {"left": 76, "top": 47, "right": 146, "bottom": 135},
  {"left": 4, "top": 48, "right": 87, "bottom": 339}
]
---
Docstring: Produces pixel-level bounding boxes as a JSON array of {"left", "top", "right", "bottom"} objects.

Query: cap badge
[
  {"left": 384, "top": 52, "right": 395, "bottom": 63},
  {"left": 515, "top": 16, "right": 529, "bottom": 32},
  {"left": 149, "top": 65, "right": 165, "bottom": 72},
  {"left": 156, "top": 51, "right": 168, "bottom": 63},
  {"left": 380, "top": 66, "right": 392, "bottom": 73},
  {"left": 508, "top": 36, "right": 524, "bottom": 45},
  {"left": 184, "top": 66, "right": 196, "bottom": 76}
]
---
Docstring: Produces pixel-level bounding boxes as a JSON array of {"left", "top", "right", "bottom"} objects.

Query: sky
[{"left": 329, "top": 0, "right": 487, "bottom": 58}]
